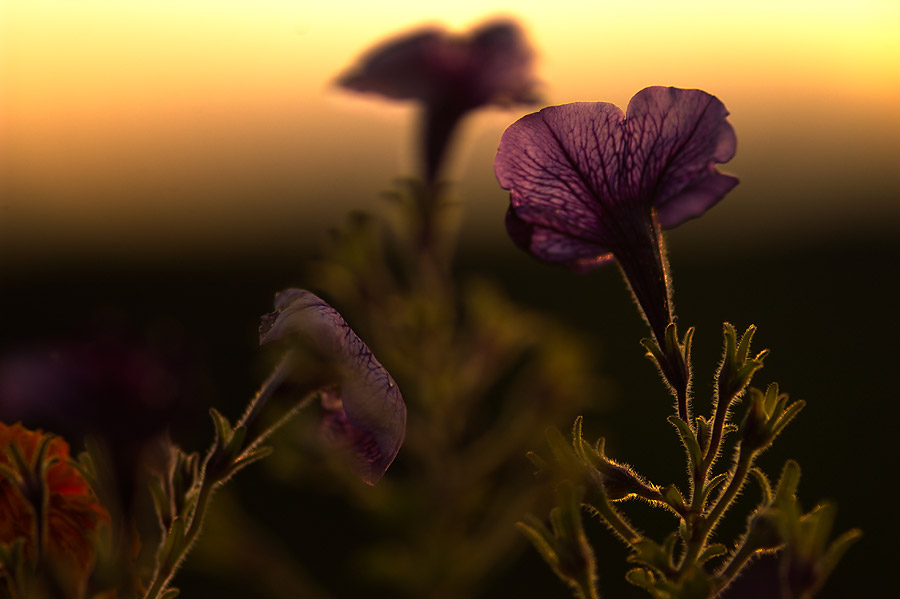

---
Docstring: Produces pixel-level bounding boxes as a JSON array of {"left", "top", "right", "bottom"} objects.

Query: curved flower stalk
[
  {"left": 259, "top": 288, "right": 406, "bottom": 486},
  {"left": 339, "top": 18, "right": 540, "bottom": 185},
  {"left": 0, "top": 421, "right": 108, "bottom": 597},
  {"left": 140, "top": 291, "right": 404, "bottom": 599}
]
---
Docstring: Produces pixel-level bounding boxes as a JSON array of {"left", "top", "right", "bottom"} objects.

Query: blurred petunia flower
[
  {"left": 259, "top": 289, "right": 406, "bottom": 485},
  {"left": 0, "top": 421, "right": 108, "bottom": 582},
  {"left": 338, "top": 18, "right": 540, "bottom": 184},
  {"left": 494, "top": 86, "right": 737, "bottom": 344}
]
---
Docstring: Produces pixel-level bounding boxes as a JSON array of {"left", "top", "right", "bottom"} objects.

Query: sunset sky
[{"left": 2, "top": 0, "right": 898, "bottom": 263}]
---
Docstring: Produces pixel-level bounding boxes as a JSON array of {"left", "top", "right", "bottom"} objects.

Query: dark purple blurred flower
[
  {"left": 0, "top": 334, "right": 196, "bottom": 516},
  {"left": 259, "top": 289, "right": 406, "bottom": 485},
  {"left": 338, "top": 18, "right": 539, "bottom": 183},
  {"left": 494, "top": 86, "right": 737, "bottom": 343}
]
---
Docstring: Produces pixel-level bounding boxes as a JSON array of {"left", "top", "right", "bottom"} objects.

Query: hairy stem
[
  {"left": 143, "top": 354, "right": 311, "bottom": 599},
  {"left": 716, "top": 542, "right": 758, "bottom": 589},
  {"left": 237, "top": 351, "right": 298, "bottom": 442},
  {"left": 702, "top": 382, "right": 737, "bottom": 476},
  {"left": 682, "top": 447, "right": 756, "bottom": 572},
  {"left": 143, "top": 483, "right": 213, "bottom": 599},
  {"left": 613, "top": 216, "right": 690, "bottom": 423},
  {"left": 690, "top": 388, "right": 738, "bottom": 509}
]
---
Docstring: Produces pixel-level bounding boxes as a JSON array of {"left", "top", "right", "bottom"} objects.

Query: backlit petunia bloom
[
  {"left": 259, "top": 289, "right": 406, "bottom": 485},
  {"left": 338, "top": 18, "right": 539, "bottom": 183},
  {"left": 0, "top": 421, "right": 108, "bottom": 580},
  {"left": 495, "top": 86, "right": 737, "bottom": 344}
]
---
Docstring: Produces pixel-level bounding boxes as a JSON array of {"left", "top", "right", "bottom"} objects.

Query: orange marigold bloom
[{"left": 0, "top": 421, "right": 108, "bottom": 576}]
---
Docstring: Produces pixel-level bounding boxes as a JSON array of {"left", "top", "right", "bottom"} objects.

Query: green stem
[
  {"left": 682, "top": 447, "right": 756, "bottom": 573},
  {"left": 574, "top": 572, "right": 601, "bottom": 599},
  {"left": 706, "top": 449, "right": 754, "bottom": 539},
  {"left": 143, "top": 354, "right": 312, "bottom": 599},
  {"left": 689, "top": 464, "right": 706, "bottom": 513},
  {"left": 702, "top": 387, "right": 735, "bottom": 476},
  {"left": 143, "top": 484, "right": 213, "bottom": 599},
  {"left": 237, "top": 351, "right": 297, "bottom": 441},
  {"left": 715, "top": 542, "right": 757, "bottom": 590},
  {"left": 690, "top": 389, "right": 737, "bottom": 510}
]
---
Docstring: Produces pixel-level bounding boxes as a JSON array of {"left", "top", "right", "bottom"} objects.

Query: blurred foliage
[{"left": 217, "top": 180, "right": 604, "bottom": 599}]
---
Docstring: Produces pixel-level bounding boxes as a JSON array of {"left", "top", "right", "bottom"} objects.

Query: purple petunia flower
[
  {"left": 494, "top": 86, "right": 737, "bottom": 344},
  {"left": 259, "top": 289, "right": 406, "bottom": 485},
  {"left": 338, "top": 18, "right": 539, "bottom": 183}
]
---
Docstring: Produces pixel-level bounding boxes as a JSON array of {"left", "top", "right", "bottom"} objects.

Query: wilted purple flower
[
  {"left": 495, "top": 86, "right": 737, "bottom": 344},
  {"left": 338, "top": 18, "right": 539, "bottom": 183},
  {"left": 259, "top": 289, "right": 406, "bottom": 485}
]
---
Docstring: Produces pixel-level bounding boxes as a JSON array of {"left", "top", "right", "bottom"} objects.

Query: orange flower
[{"left": 0, "top": 421, "right": 107, "bottom": 577}]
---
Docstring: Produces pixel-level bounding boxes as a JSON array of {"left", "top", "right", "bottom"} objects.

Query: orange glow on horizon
[{"left": 2, "top": 0, "right": 899, "bottom": 259}]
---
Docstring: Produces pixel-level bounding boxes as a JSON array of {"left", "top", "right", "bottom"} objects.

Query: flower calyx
[
  {"left": 716, "top": 324, "right": 768, "bottom": 406},
  {"left": 739, "top": 384, "right": 804, "bottom": 452}
]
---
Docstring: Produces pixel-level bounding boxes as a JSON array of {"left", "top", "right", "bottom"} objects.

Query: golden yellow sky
[{"left": 2, "top": 0, "right": 899, "bottom": 261}]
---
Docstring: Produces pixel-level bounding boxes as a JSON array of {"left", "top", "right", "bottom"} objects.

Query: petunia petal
[
  {"left": 260, "top": 289, "right": 405, "bottom": 484},
  {"left": 623, "top": 86, "right": 738, "bottom": 226},
  {"left": 337, "top": 19, "right": 538, "bottom": 112},
  {"left": 467, "top": 19, "right": 539, "bottom": 107},
  {"left": 494, "top": 87, "right": 737, "bottom": 271},
  {"left": 655, "top": 171, "right": 739, "bottom": 228},
  {"left": 505, "top": 207, "right": 614, "bottom": 271},
  {"left": 319, "top": 390, "right": 392, "bottom": 485},
  {"left": 336, "top": 28, "right": 446, "bottom": 101},
  {"left": 495, "top": 101, "right": 628, "bottom": 266}
]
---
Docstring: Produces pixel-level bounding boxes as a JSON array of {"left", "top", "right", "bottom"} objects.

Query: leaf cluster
[{"left": 520, "top": 324, "right": 859, "bottom": 599}]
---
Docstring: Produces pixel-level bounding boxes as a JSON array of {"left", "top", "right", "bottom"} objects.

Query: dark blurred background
[
  {"left": 1, "top": 227, "right": 897, "bottom": 598},
  {"left": 2, "top": 1, "right": 898, "bottom": 597}
]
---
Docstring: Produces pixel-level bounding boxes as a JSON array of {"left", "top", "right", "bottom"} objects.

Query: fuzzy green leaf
[
  {"left": 625, "top": 568, "right": 656, "bottom": 591},
  {"left": 161, "top": 517, "right": 186, "bottom": 570},
  {"left": 149, "top": 478, "right": 171, "bottom": 526},
  {"left": 682, "top": 327, "right": 695, "bottom": 368},
  {"left": 546, "top": 427, "right": 575, "bottom": 471},
  {"left": 663, "top": 485, "right": 686, "bottom": 513},
  {"left": 209, "top": 408, "right": 234, "bottom": 446},
  {"left": 771, "top": 400, "right": 805, "bottom": 440},
  {"left": 641, "top": 337, "right": 667, "bottom": 371},
  {"left": 628, "top": 537, "right": 670, "bottom": 574},
  {"left": 526, "top": 451, "right": 549, "bottom": 473},
  {"left": 224, "top": 425, "right": 248, "bottom": 461},
  {"left": 774, "top": 460, "right": 801, "bottom": 505},
  {"left": 749, "top": 468, "right": 773, "bottom": 505},
  {"left": 517, "top": 517, "right": 560, "bottom": 570},
  {"left": 697, "top": 543, "right": 727, "bottom": 564},
  {"left": 695, "top": 415, "right": 710, "bottom": 454},
  {"left": 668, "top": 416, "right": 702, "bottom": 472},
  {"left": 819, "top": 528, "right": 863, "bottom": 582},
  {"left": 735, "top": 325, "right": 756, "bottom": 366}
]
